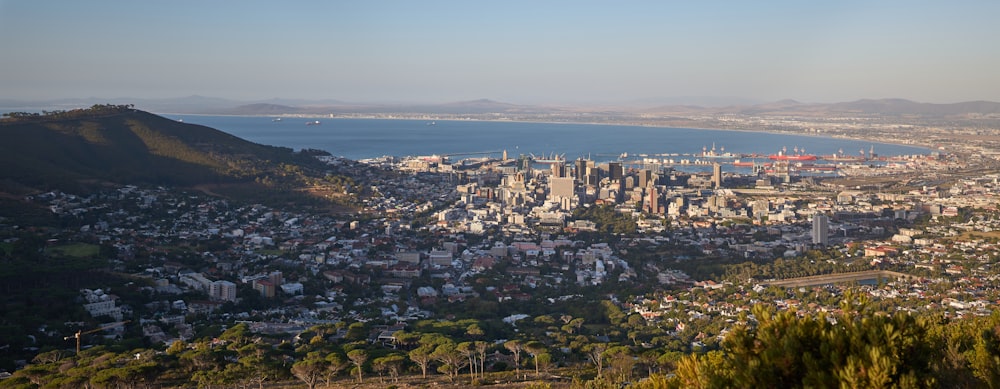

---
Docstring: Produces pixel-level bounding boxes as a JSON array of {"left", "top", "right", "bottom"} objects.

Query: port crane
[
  {"left": 440, "top": 150, "right": 502, "bottom": 157},
  {"left": 530, "top": 152, "right": 566, "bottom": 164},
  {"left": 65, "top": 321, "right": 129, "bottom": 354}
]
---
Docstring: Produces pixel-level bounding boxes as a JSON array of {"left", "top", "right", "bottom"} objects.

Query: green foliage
[
  {"left": 669, "top": 301, "right": 939, "bottom": 388},
  {"left": 291, "top": 352, "right": 326, "bottom": 389},
  {"left": 347, "top": 349, "right": 369, "bottom": 382},
  {"left": 0, "top": 107, "right": 356, "bottom": 209},
  {"left": 573, "top": 204, "right": 638, "bottom": 235},
  {"left": 1, "top": 104, "right": 135, "bottom": 122},
  {"left": 44, "top": 242, "right": 100, "bottom": 258}
]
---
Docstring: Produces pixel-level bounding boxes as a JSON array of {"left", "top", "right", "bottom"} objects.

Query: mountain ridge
[
  {"left": 0, "top": 106, "right": 353, "bottom": 210},
  {"left": 8, "top": 96, "right": 1000, "bottom": 117},
  {"left": 173, "top": 97, "right": 1000, "bottom": 117}
]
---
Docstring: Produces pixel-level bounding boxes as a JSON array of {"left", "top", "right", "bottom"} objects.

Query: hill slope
[{"left": 0, "top": 106, "right": 353, "bottom": 208}]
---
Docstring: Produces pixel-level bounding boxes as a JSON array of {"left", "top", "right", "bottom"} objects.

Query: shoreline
[{"left": 160, "top": 112, "right": 935, "bottom": 157}]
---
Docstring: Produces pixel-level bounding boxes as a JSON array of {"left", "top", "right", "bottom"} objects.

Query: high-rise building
[
  {"left": 550, "top": 177, "right": 575, "bottom": 199},
  {"left": 576, "top": 158, "right": 597, "bottom": 186},
  {"left": 253, "top": 279, "right": 276, "bottom": 298},
  {"left": 575, "top": 158, "right": 588, "bottom": 182},
  {"left": 639, "top": 169, "right": 653, "bottom": 188},
  {"left": 773, "top": 160, "right": 791, "bottom": 182},
  {"left": 551, "top": 162, "right": 567, "bottom": 178},
  {"left": 517, "top": 154, "right": 532, "bottom": 172},
  {"left": 209, "top": 280, "right": 237, "bottom": 302},
  {"left": 646, "top": 186, "right": 659, "bottom": 214},
  {"left": 608, "top": 162, "right": 623, "bottom": 181},
  {"left": 812, "top": 214, "right": 829, "bottom": 245},
  {"left": 712, "top": 163, "right": 723, "bottom": 189},
  {"left": 268, "top": 271, "right": 283, "bottom": 287}
]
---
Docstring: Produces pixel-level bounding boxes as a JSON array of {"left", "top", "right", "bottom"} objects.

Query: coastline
[{"left": 161, "top": 112, "right": 935, "bottom": 156}]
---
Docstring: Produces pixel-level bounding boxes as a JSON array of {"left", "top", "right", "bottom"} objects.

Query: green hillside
[{"left": 0, "top": 105, "right": 355, "bottom": 210}]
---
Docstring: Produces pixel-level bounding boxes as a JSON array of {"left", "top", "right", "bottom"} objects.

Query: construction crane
[{"left": 65, "top": 321, "right": 129, "bottom": 354}]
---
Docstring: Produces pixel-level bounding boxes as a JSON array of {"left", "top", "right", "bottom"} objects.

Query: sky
[{"left": 1, "top": 1, "right": 999, "bottom": 105}]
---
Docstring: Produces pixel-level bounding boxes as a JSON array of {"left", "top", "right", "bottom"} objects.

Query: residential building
[{"left": 812, "top": 214, "right": 829, "bottom": 245}]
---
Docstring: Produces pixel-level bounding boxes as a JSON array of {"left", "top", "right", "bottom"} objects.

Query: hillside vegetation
[{"left": 0, "top": 105, "right": 357, "bottom": 211}]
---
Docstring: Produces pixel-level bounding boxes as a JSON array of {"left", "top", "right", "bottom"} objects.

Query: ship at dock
[
  {"left": 768, "top": 146, "right": 816, "bottom": 161},
  {"left": 699, "top": 143, "right": 737, "bottom": 159},
  {"left": 733, "top": 159, "right": 770, "bottom": 167},
  {"left": 822, "top": 148, "right": 870, "bottom": 162}
]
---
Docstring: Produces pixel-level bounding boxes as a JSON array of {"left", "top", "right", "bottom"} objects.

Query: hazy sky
[{"left": 2, "top": 1, "right": 998, "bottom": 104}]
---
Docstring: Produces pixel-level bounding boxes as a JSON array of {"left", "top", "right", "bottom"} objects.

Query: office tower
[
  {"left": 608, "top": 162, "right": 623, "bottom": 182},
  {"left": 551, "top": 162, "right": 567, "bottom": 178},
  {"left": 639, "top": 169, "right": 653, "bottom": 188},
  {"left": 812, "top": 214, "right": 829, "bottom": 245},
  {"left": 575, "top": 158, "right": 587, "bottom": 182},
  {"left": 774, "top": 160, "right": 791, "bottom": 182},
  {"left": 550, "top": 177, "right": 575, "bottom": 199},
  {"left": 578, "top": 159, "right": 597, "bottom": 186},
  {"left": 517, "top": 154, "right": 532, "bottom": 172},
  {"left": 712, "top": 163, "right": 722, "bottom": 188},
  {"left": 646, "top": 186, "right": 659, "bottom": 214}
]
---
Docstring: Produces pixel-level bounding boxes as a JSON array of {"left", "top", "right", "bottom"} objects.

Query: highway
[{"left": 763, "top": 270, "right": 915, "bottom": 288}]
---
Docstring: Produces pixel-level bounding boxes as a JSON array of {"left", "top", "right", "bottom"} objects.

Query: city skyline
[{"left": 2, "top": 1, "right": 999, "bottom": 105}]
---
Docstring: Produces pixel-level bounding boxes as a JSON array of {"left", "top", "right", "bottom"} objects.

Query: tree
[
  {"left": 393, "top": 330, "right": 421, "bottom": 349},
  {"left": 409, "top": 332, "right": 450, "bottom": 379},
  {"left": 165, "top": 340, "right": 187, "bottom": 356},
  {"left": 466, "top": 323, "right": 485, "bottom": 339},
  {"left": 409, "top": 344, "right": 436, "bottom": 379},
  {"left": 639, "top": 350, "right": 662, "bottom": 376},
  {"left": 669, "top": 302, "right": 937, "bottom": 388},
  {"left": 525, "top": 341, "right": 547, "bottom": 377},
  {"left": 432, "top": 342, "right": 468, "bottom": 382},
  {"left": 563, "top": 317, "right": 585, "bottom": 335},
  {"left": 605, "top": 345, "right": 635, "bottom": 383},
  {"left": 347, "top": 349, "right": 368, "bottom": 383},
  {"left": 345, "top": 322, "right": 368, "bottom": 341},
  {"left": 235, "top": 343, "right": 281, "bottom": 389},
  {"left": 475, "top": 340, "right": 489, "bottom": 379},
  {"left": 457, "top": 341, "right": 477, "bottom": 382},
  {"left": 373, "top": 354, "right": 406, "bottom": 383},
  {"left": 586, "top": 342, "right": 608, "bottom": 377},
  {"left": 536, "top": 352, "right": 553, "bottom": 374},
  {"left": 504, "top": 340, "right": 525, "bottom": 376},
  {"left": 324, "top": 351, "right": 349, "bottom": 386},
  {"left": 219, "top": 323, "right": 251, "bottom": 345},
  {"left": 291, "top": 353, "right": 326, "bottom": 389}
]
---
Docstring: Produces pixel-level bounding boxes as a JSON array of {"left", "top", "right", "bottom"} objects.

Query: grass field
[
  {"left": 45, "top": 242, "right": 100, "bottom": 258},
  {"left": 955, "top": 231, "right": 1000, "bottom": 241}
]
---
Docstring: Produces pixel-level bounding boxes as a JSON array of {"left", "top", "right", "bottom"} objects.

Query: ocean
[{"left": 168, "top": 115, "right": 929, "bottom": 172}]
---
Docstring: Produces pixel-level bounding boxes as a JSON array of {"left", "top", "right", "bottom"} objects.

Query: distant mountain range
[
  {"left": 641, "top": 98, "right": 1000, "bottom": 117},
  {"left": 3, "top": 96, "right": 1000, "bottom": 118},
  {"left": 207, "top": 98, "right": 553, "bottom": 116}
]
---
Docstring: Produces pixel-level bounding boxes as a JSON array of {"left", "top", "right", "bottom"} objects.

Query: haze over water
[{"left": 170, "top": 115, "right": 928, "bottom": 170}]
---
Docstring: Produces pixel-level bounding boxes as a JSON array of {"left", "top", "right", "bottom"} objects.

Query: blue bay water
[{"left": 169, "top": 115, "right": 929, "bottom": 167}]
